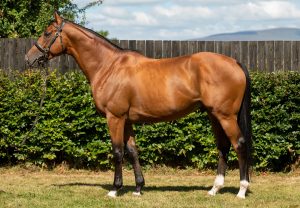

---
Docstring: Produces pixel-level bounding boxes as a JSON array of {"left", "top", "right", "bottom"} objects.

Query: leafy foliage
[
  {"left": 0, "top": 70, "right": 299, "bottom": 170},
  {"left": 251, "top": 72, "right": 300, "bottom": 170},
  {"left": 0, "top": 0, "right": 103, "bottom": 38}
]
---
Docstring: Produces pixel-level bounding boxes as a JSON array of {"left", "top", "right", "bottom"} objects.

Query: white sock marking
[
  {"left": 208, "top": 175, "right": 224, "bottom": 196},
  {"left": 236, "top": 180, "right": 249, "bottom": 199},
  {"left": 107, "top": 190, "right": 117, "bottom": 198},
  {"left": 133, "top": 192, "right": 141, "bottom": 196}
]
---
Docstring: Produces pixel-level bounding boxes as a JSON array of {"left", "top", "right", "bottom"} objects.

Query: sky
[{"left": 71, "top": 0, "right": 300, "bottom": 40}]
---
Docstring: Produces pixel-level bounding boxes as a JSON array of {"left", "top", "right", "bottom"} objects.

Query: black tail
[{"left": 237, "top": 62, "right": 252, "bottom": 169}]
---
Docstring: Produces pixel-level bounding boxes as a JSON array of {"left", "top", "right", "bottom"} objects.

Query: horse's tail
[{"left": 237, "top": 62, "right": 252, "bottom": 172}]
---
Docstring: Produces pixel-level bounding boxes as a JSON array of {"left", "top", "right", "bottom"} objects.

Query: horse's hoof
[
  {"left": 207, "top": 189, "right": 216, "bottom": 196},
  {"left": 133, "top": 192, "right": 141, "bottom": 196},
  {"left": 236, "top": 193, "right": 246, "bottom": 199},
  {"left": 107, "top": 190, "right": 118, "bottom": 198}
]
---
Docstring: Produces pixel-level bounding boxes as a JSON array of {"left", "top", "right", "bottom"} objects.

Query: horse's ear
[{"left": 54, "top": 11, "right": 62, "bottom": 24}]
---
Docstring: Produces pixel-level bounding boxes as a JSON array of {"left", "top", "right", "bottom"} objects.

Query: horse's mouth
[{"left": 25, "top": 54, "right": 48, "bottom": 67}]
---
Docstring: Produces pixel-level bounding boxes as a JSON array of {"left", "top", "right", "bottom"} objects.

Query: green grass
[{"left": 0, "top": 166, "right": 299, "bottom": 208}]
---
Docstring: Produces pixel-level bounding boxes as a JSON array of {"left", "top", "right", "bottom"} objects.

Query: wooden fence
[{"left": 1, "top": 38, "right": 300, "bottom": 72}]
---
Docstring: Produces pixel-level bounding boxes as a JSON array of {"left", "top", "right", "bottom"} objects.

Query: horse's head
[{"left": 25, "top": 12, "right": 67, "bottom": 66}]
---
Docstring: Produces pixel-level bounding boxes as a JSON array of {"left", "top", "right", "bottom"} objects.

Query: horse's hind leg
[
  {"left": 208, "top": 114, "right": 231, "bottom": 196},
  {"left": 124, "top": 123, "right": 145, "bottom": 196},
  {"left": 215, "top": 113, "right": 250, "bottom": 199}
]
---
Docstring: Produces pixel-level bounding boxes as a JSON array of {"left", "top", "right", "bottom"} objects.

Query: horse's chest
[{"left": 91, "top": 85, "right": 131, "bottom": 117}]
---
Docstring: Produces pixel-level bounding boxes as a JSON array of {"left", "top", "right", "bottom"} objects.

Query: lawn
[{"left": 0, "top": 166, "right": 299, "bottom": 208}]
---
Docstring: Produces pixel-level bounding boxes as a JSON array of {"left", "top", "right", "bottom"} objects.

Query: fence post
[
  {"left": 284, "top": 41, "right": 292, "bottom": 71},
  {"left": 275, "top": 41, "right": 284, "bottom": 71},
  {"left": 162, "top": 41, "right": 172, "bottom": 58}
]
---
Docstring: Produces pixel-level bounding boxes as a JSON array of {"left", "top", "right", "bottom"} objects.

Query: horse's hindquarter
[{"left": 194, "top": 52, "right": 246, "bottom": 116}]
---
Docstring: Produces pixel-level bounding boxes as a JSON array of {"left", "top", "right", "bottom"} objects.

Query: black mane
[{"left": 64, "top": 19, "right": 124, "bottom": 51}]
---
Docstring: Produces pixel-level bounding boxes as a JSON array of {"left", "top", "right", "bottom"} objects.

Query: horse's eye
[{"left": 44, "top": 31, "right": 52, "bottom": 37}]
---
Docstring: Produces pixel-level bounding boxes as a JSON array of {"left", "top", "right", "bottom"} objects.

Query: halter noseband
[{"left": 34, "top": 20, "right": 66, "bottom": 64}]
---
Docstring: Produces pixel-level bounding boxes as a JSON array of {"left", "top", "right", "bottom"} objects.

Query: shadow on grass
[{"left": 53, "top": 182, "right": 243, "bottom": 196}]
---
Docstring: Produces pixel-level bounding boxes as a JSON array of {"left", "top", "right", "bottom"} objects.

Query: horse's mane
[{"left": 64, "top": 19, "right": 124, "bottom": 51}]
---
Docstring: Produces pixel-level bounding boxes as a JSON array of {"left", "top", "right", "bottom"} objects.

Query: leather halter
[{"left": 34, "top": 20, "right": 65, "bottom": 64}]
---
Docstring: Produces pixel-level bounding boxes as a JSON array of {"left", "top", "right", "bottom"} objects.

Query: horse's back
[{"left": 125, "top": 52, "right": 245, "bottom": 122}]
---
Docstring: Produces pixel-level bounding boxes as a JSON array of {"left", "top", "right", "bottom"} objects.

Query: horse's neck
[{"left": 65, "top": 24, "right": 120, "bottom": 82}]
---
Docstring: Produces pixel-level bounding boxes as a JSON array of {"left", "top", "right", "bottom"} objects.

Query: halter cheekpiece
[{"left": 34, "top": 20, "right": 65, "bottom": 64}]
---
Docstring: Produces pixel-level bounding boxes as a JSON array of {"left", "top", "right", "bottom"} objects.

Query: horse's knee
[
  {"left": 126, "top": 144, "right": 138, "bottom": 160},
  {"left": 113, "top": 147, "right": 124, "bottom": 163},
  {"left": 233, "top": 136, "right": 247, "bottom": 153}
]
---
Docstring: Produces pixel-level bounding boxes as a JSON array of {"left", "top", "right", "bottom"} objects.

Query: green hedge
[{"left": 0, "top": 70, "right": 299, "bottom": 170}]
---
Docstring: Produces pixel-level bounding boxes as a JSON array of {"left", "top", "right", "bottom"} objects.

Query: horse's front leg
[
  {"left": 106, "top": 113, "right": 126, "bottom": 198},
  {"left": 124, "top": 123, "right": 145, "bottom": 196}
]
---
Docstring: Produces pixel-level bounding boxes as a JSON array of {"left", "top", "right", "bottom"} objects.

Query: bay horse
[{"left": 25, "top": 12, "right": 252, "bottom": 199}]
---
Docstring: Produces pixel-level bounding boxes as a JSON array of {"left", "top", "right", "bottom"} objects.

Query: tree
[
  {"left": 0, "top": 0, "right": 103, "bottom": 38},
  {"left": 98, "top": 30, "right": 109, "bottom": 37}
]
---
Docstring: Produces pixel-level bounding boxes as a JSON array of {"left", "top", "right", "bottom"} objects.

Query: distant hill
[{"left": 194, "top": 28, "right": 300, "bottom": 41}]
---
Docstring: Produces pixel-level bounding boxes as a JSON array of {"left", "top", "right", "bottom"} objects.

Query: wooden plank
[
  {"left": 291, "top": 41, "right": 300, "bottom": 71},
  {"left": 48, "top": 57, "right": 56, "bottom": 71},
  {"left": 136, "top": 40, "right": 146, "bottom": 56},
  {"left": 180, "top": 41, "right": 189, "bottom": 56},
  {"left": 8, "top": 38, "right": 16, "bottom": 70},
  {"left": 163, "top": 40, "right": 172, "bottom": 58},
  {"left": 24, "top": 39, "right": 32, "bottom": 70},
  {"left": 171, "top": 41, "right": 180, "bottom": 57},
  {"left": 25, "top": 38, "right": 34, "bottom": 53},
  {"left": 231, "top": 41, "right": 241, "bottom": 61},
  {"left": 283, "top": 41, "right": 292, "bottom": 71},
  {"left": 274, "top": 41, "right": 284, "bottom": 71},
  {"left": 241, "top": 41, "right": 249, "bottom": 69},
  {"left": 111, "top": 39, "right": 120, "bottom": 47},
  {"left": 205, "top": 41, "right": 215, "bottom": 52},
  {"left": 27, "top": 39, "right": 37, "bottom": 70},
  {"left": 59, "top": 55, "right": 68, "bottom": 73},
  {"left": 119, "top": 40, "right": 129, "bottom": 49},
  {"left": 67, "top": 55, "right": 78, "bottom": 71},
  {"left": 0, "top": 39, "right": 4, "bottom": 70},
  {"left": 19, "top": 38, "right": 28, "bottom": 71},
  {"left": 257, "top": 41, "right": 266, "bottom": 72},
  {"left": 249, "top": 41, "right": 257, "bottom": 71},
  {"left": 15, "top": 38, "right": 25, "bottom": 71},
  {"left": 154, "top": 40, "right": 163, "bottom": 59},
  {"left": 188, "top": 41, "right": 198, "bottom": 55},
  {"left": 63, "top": 55, "right": 70, "bottom": 73},
  {"left": 146, "top": 40, "right": 154, "bottom": 58},
  {"left": 197, "top": 41, "right": 206, "bottom": 52},
  {"left": 215, "top": 41, "right": 222, "bottom": 54},
  {"left": 265, "top": 41, "right": 274, "bottom": 72},
  {"left": 222, "top": 41, "right": 231, "bottom": 57},
  {"left": 13, "top": 39, "right": 19, "bottom": 70},
  {"left": 129, "top": 40, "right": 136, "bottom": 51}
]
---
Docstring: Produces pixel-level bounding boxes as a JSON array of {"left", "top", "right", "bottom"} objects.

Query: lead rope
[{"left": 21, "top": 68, "right": 49, "bottom": 145}]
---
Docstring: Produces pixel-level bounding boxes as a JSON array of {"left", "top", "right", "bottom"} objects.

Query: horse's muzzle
[{"left": 25, "top": 54, "right": 48, "bottom": 67}]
